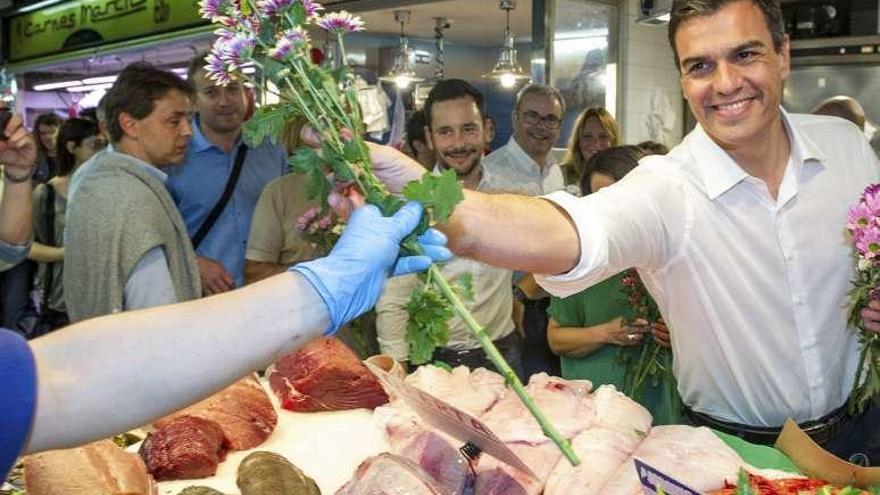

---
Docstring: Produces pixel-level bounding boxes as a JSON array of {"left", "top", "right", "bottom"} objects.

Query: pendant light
[
  {"left": 380, "top": 10, "right": 424, "bottom": 89},
  {"left": 483, "top": 0, "right": 530, "bottom": 88}
]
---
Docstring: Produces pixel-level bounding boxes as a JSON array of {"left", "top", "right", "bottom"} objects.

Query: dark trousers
[
  {"left": 520, "top": 298, "right": 560, "bottom": 378},
  {"left": 0, "top": 260, "right": 32, "bottom": 331},
  {"left": 686, "top": 403, "right": 880, "bottom": 466},
  {"left": 431, "top": 331, "right": 524, "bottom": 380}
]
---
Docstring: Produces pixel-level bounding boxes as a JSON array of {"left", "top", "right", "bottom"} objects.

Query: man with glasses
[{"left": 484, "top": 84, "right": 566, "bottom": 196}]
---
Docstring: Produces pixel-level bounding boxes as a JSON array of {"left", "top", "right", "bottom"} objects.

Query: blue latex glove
[{"left": 292, "top": 202, "right": 452, "bottom": 334}]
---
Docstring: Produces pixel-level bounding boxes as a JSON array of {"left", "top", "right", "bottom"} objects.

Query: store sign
[
  {"left": 364, "top": 361, "right": 536, "bottom": 479},
  {"left": 9, "top": 0, "right": 206, "bottom": 61}
]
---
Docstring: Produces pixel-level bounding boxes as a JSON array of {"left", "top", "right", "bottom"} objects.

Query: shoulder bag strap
[
  {"left": 41, "top": 184, "right": 56, "bottom": 312},
  {"left": 191, "top": 143, "right": 248, "bottom": 250}
]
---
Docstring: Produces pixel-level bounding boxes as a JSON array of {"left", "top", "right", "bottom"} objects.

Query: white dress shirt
[
  {"left": 484, "top": 136, "right": 565, "bottom": 196},
  {"left": 537, "top": 111, "right": 880, "bottom": 426}
]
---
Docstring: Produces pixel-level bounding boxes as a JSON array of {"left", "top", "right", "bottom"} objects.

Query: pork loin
[{"left": 336, "top": 453, "right": 451, "bottom": 495}]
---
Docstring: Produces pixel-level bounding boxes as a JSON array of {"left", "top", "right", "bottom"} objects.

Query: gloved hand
[{"left": 292, "top": 202, "right": 451, "bottom": 334}]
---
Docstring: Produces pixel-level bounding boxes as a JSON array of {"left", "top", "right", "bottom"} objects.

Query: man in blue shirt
[{"left": 166, "top": 53, "right": 288, "bottom": 294}]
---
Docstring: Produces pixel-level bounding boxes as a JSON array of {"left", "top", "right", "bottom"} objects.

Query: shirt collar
[
  {"left": 694, "top": 107, "right": 827, "bottom": 200},
  {"left": 112, "top": 149, "right": 168, "bottom": 183},
  {"left": 190, "top": 114, "right": 242, "bottom": 154}
]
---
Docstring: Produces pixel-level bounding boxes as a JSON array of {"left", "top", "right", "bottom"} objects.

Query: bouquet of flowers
[
  {"left": 198, "top": 0, "right": 578, "bottom": 464},
  {"left": 845, "top": 184, "right": 880, "bottom": 415},
  {"left": 617, "top": 268, "right": 674, "bottom": 401}
]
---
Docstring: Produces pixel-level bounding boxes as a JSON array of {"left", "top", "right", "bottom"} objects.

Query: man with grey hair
[
  {"left": 357, "top": 0, "right": 880, "bottom": 463},
  {"left": 483, "top": 84, "right": 566, "bottom": 196}
]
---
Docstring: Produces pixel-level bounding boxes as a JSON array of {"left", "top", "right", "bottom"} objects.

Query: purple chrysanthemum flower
[
  {"left": 856, "top": 225, "right": 880, "bottom": 259},
  {"left": 302, "top": 0, "right": 324, "bottom": 18},
  {"left": 257, "top": 0, "right": 294, "bottom": 15},
  {"left": 216, "top": 33, "right": 256, "bottom": 69},
  {"left": 316, "top": 11, "right": 364, "bottom": 34},
  {"left": 267, "top": 27, "right": 309, "bottom": 60},
  {"left": 213, "top": 27, "right": 236, "bottom": 41},
  {"left": 213, "top": 15, "right": 239, "bottom": 28},
  {"left": 204, "top": 51, "right": 233, "bottom": 85},
  {"left": 199, "top": 0, "right": 224, "bottom": 19}
]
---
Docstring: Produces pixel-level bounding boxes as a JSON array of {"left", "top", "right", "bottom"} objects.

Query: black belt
[{"left": 683, "top": 403, "right": 849, "bottom": 446}]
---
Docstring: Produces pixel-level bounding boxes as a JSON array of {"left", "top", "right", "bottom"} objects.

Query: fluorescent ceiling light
[
  {"left": 34, "top": 80, "right": 82, "bottom": 91},
  {"left": 17, "top": 0, "right": 65, "bottom": 14},
  {"left": 81, "top": 75, "right": 118, "bottom": 85},
  {"left": 67, "top": 83, "right": 114, "bottom": 93}
]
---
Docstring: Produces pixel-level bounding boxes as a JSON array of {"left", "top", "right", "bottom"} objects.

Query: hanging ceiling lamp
[
  {"left": 380, "top": 10, "right": 424, "bottom": 89},
  {"left": 483, "top": 0, "right": 531, "bottom": 89}
]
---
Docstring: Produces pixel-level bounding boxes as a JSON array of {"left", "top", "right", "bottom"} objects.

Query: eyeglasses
[{"left": 519, "top": 110, "right": 562, "bottom": 129}]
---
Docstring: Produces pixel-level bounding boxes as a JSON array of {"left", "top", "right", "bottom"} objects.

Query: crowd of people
[{"left": 3, "top": 0, "right": 880, "bottom": 482}]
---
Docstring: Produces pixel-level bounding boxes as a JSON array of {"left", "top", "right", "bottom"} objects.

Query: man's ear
[
  {"left": 118, "top": 112, "right": 138, "bottom": 140},
  {"left": 66, "top": 141, "right": 76, "bottom": 155}
]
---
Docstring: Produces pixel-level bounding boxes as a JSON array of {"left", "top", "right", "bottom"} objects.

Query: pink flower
[
  {"left": 204, "top": 51, "right": 233, "bottom": 85},
  {"left": 847, "top": 203, "right": 873, "bottom": 233},
  {"left": 257, "top": 0, "right": 294, "bottom": 15},
  {"left": 316, "top": 11, "right": 364, "bottom": 34},
  {"left": 865, "top": 187, "right": 880, "bottom": 216},
  {"left": 267, "top": 27, "right": 309, "bottom": 60},
  {"left": 855, "top": 225, "right": 880, "bottom": 259},
  {"left": 302, "top": 0, "right": 324, "bottom": 18},
  {"left": 296, "top": 206, "right": 319, "bottom": 231},
  {"left": 216, "top": 33, "right": 255, "bottom": 70}
]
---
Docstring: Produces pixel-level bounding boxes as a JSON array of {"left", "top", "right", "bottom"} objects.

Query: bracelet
[{"left": 3, "top": 165, "right": 33, "bottom": 183}]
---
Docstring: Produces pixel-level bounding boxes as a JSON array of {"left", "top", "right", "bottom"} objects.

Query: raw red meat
[
  {"left": 139, "top": 415, "right": 226, "bottom": 481},
  {"left": 336, "top": 453, "right": 452, "bottom": 494},
  {"left": 269, "top": 337, "right": 389, "bottom": 412},
  {"left": 24, "top": 439, "right": 156, "bottom": 495},
  {"left": 154, "top": 374, "right": 277, "bottom": 450}
]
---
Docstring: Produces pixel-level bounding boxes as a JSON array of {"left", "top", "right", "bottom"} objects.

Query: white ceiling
[{"left": 357, "top": 0, "right": 533, "bottom": 47}]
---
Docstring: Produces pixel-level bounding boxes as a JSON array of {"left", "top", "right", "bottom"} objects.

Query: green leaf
[
  {"left": 431, "top": 360, "right": 453, "bottom": 372},
  {"left": 306, "top": 167, "right": 330, "bottom": 208},
  {"left": 321, "top": 140, "right": 355, "bottom": 183},
  {"left": 402, "top": 170, "right": 464, "bottom": 224},
  {"left": 243, "top": 104, "right": 292, "bottom": 147},
  {"left": 342, "top": 139, "right": 362, "bottom": 163},
  {"left": 291, "top": 1, "right": 307, "bottom": 25},
  {"left": 287, "top": 146, "right": 321, "bottom": 174},
  {"left": 406, "top": 282, "right": 454, "bottom": 365},
  {"left": 261, "top": 58, "right": 289, "bottom": 84}
]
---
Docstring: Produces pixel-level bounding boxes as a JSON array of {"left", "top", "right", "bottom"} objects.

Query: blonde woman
[{"left": 561, "top": 107, "right": 619, "bottom": 194}]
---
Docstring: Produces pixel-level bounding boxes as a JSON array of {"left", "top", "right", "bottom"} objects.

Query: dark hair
[
  {"left": 104, "top": 62, "right": 193, "bottom": 143},
  {"left": 636, "top": 140, "right": 670, "bottom": 155},
  {"left": 582, "top": 145, "right": 647, "bottom": 194},
  {"left": 424, "top": 79, "right": 486, "bottom": 131},
  {"left": 55, "top": 118, "right": 99, "bottom": 176},
  {"left": 187, "top": 51, "right": 210, "bottom": 87},
  {"left": 34, "top": 113, "right": 63, "bottom": 154},
  {"left": 668, "top": 0, "right": 785, "bottom": 69},
  {"left": 405, "top": 109, "right": 428, "bottom": 150},
  {"left": 78, "top": 107, "right": 98, "bottom": 123}
]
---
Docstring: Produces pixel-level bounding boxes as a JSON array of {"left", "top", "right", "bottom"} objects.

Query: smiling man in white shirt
[{"left": 357, "top": 0, "right": 880, "bottom": 464}]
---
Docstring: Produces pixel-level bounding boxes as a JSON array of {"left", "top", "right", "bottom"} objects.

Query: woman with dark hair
[
  {"left": 546, "top": 145, "right": 682, "bottom": 424},
  {"left": 561, "top": 107, "right": 620, "bottom": 195},
  {"left": 32, "top": 113, "right": 62, "bottom": 184},
  {"left": 27, "top": 118, "right": 103, "bottom": 333}
]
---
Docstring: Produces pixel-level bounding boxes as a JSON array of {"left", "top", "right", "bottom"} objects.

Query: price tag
[
  {"left": 365, "top": 362, "right": 536, "bottom": 479},
  {"left": 634, "top": 458, "right": 703, "bottom": 495}
]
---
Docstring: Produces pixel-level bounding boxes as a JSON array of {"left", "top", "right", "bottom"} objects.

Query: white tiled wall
[{"left": 617, "top": 0, "right": 685, "bottom": 146}]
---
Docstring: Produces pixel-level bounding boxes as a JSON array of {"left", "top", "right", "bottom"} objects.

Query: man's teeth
[{"left": 716, "top": 99, "right": 749, "bottom": 111}]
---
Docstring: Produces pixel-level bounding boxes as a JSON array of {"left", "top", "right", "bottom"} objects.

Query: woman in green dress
[{"left": 546, "top": 145, "right": 682, "bottom": 424}]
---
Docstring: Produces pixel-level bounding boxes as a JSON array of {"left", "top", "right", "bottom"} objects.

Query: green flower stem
[
  {"left": 290, "top": 58, "right": 352, "bottom": 130},
  {"left": 424, "top": 262, "right": 581, "bottom": 467}
]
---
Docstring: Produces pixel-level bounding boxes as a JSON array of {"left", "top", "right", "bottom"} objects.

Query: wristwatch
[{"left": 3, "top": 164, "right": 33, "bottom": 183}]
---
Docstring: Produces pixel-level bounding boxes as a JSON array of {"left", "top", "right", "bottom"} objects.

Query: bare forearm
[
  {"left": 0, "top": 179, "right": 32, "bottom": 245},
  {"left": 547, "top": 320, "right": 610, "bottom": 358},
  {"left": 244, "top": 259, "right": 288, "bottom": 285},
  {"left": 439, "top": 190, "right": 580, "bottom": 275},
  {"left": 28, "top": 242, "right": 64, "bottom": 263},
  {"left": 27, "top": 271, "right": 330, "bottom": 453}
]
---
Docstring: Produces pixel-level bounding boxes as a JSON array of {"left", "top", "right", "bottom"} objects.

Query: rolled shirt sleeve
[{"left": 0, "top": 238, "right": 30, "bottom": 273}]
